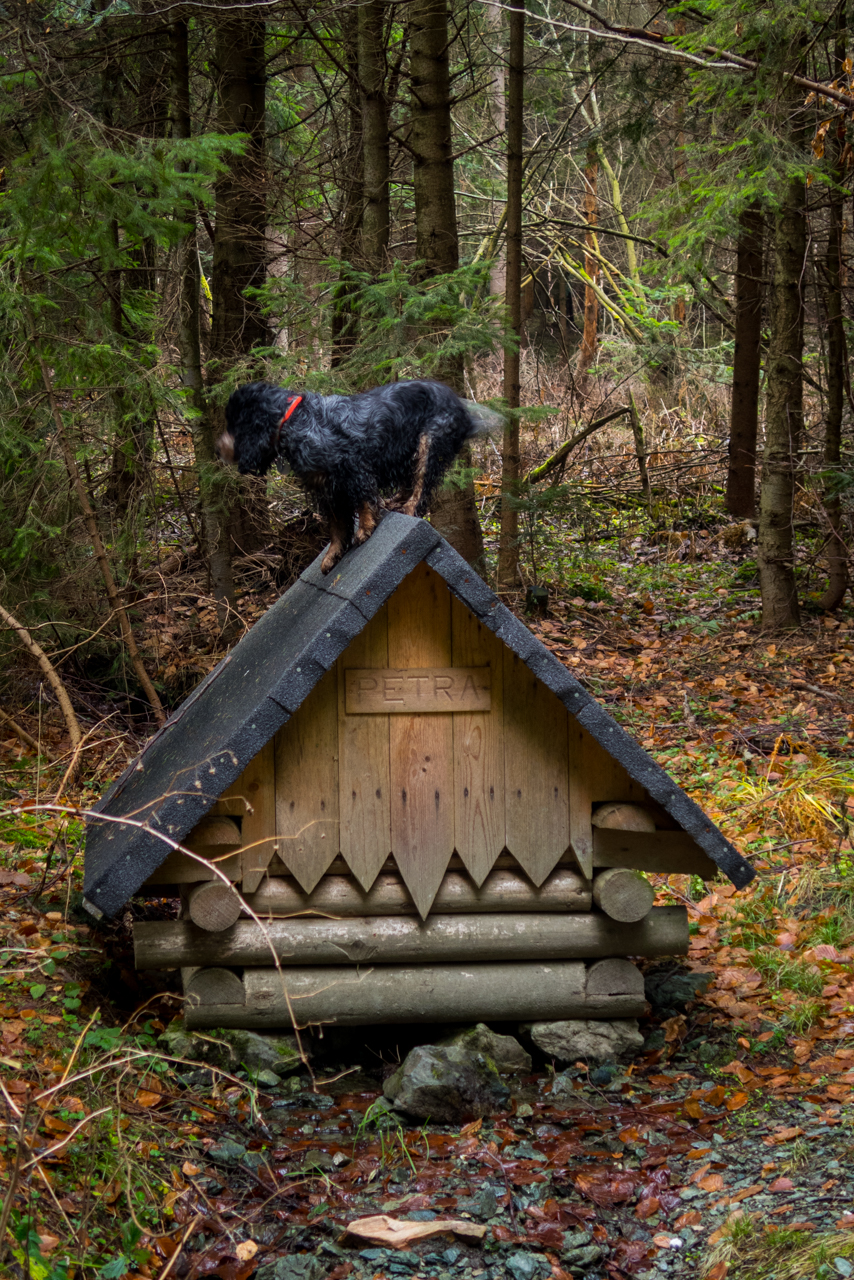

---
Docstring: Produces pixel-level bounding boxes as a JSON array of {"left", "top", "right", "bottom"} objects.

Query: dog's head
[{"left": 218, "top": 382, "right": 290, "bottom": 476}]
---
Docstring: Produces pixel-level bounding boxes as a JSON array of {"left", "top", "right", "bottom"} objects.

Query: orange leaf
[
  {"left": 345, "top": 1216, "right": 487, "bottom": 1249},
  {"left": 636, "top": 1197, "right": 661, "bottom": 1220},
  {"left": 683, "top": 1101, "right": 703, "bottom": 1120},
  {"left": 674, "top": 1211, "right": 702, "bottom": 1229},
  {"left": 135, "top": 1089, "right": 164, "bottom": 1109},
  {"left": 460, "top": 1118, "right": 483, "bottom": 1138},
  {"left": 766, "top": 1126, "right": 805, "bottom": 1145},
  {"left": 705, "top": 1086, "right": 727, "bottom": 1107},
  {"left": 725, "top": 1092, "right": 750, "bottom": 1112},
  {"left": 686, "top": 1149, "right": 712, "bottom": 1162},
  {"left": 706, "top": 1263, "right": 729, "bottom": 1280},
  {"left": 699, "top": 1174, "right": 725, "bottom": 1192}
]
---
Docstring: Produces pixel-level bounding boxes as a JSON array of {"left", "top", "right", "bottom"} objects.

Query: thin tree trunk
[
  {"left": 575, "top": 142, "right": 599, "bottom": 392},
  {"left": 410, "top": 0, "right": 484, "bottom": 566},
  {"left": 171, "top": 18, "right": 236, "bottom": 627},
  {"left": 0, "top": 604, "right": 81, "bottom": 751},
  {"left": 210, "top": 14, "right": 270, "bottom": 557},
  {"left": 485, "top": 0, "right": 506, "bottom": 301},
  {"left": 331, "top": 6, "right": 364, "bottom": 368},
  {"left": 726, "top": 204, "right": 763, "bottom": 519},
  {"left": 497, "top": 0, "right": 524, "bottom": 590},
  {"left": 758, "top": 173, "right": 806, "bottom": 630},
  {"left": 359, "top": 0, "right": 389, "bottom": 273},
  {"left": 33, "top": 347, "right": 166, "bottom": 724},
  {"left": 818, "top": 38, "right": 849, "bottom": 611}
]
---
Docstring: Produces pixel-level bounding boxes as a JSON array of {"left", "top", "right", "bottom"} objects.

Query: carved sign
[{"left": 345, "top": 667, "right": 491, "bottom": 714}]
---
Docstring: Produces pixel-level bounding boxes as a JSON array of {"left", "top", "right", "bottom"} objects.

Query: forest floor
[{"left": 2, "top": 499, "right": 854, "bottom": 1280}]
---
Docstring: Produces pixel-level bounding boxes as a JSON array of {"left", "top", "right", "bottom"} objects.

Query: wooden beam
[
  {"left": 592, "top": 802, "right": 656, "bottom": 832},
  {"left": 593, "top": 828, "right": 717, "bottom": 878},
  {"left": 134, "top": 905, "right": 688, "bottom": 969},
  {"left": 337, "top": 609, "right": 392, "bottom": 891},
  {"left": 242, "top": 866, "right": 591, "bottom": 919},
  {"left": 592, "top": 867, "right": 655, "bottom": 922},
  {"left": 183, "top": 881, "right": 242, "bottom": 932},
  {"left": 182, "top": 966, "right": 245, "bottom": 1007},
  {"left": 451, "top": 597, "right": 506, "bottom": 886},
  {"left": 183, "top": 959, "right": 647, "bottom": 1028}
]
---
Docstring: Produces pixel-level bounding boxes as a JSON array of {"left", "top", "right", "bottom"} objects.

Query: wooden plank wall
[{"left": 163, "top": 567, "right": 663, "bottom": 910}]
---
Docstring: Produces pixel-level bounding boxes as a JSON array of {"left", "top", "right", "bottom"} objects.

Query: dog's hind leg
[
  {"left": 354, "top": 500, "right": 380, "bottom": 545},
  {"left": 402, "top": 435, "right": 431, "bottom": 516},
  {"left": 320, "top": 512, "right": 351, "bottom": 574}
]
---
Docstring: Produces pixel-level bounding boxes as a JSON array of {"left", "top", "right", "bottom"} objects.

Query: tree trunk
[
  {"left": 410, "top": 0, "right": 484, "bottom": 566},
  {"left": 485, "top": 0, "right": 506, "bottom": 301},
  {"left": 210, "top": 15, "right": 269, "bottom": 365},
  {"left": 210, "top": 15, "right": 270, "bottom": 558},
  {"left": 726, "top": 205, "right": 763, "bottom": 518},
  {"left": 331, "top": 6, "right": 364, "bottom": 368},
  {"left": 574, "top": 142, "right": 599, "bottom": 392},
  {"left": 497, "top": 0, "right": 524, "bottom": 590},
  {"left": 171, "top": 18, "right": 235, "bottom": 626},
  {"left": 758, "top": 175, "right": 806, "bottom": 630},
  {"left": 359, "top": 0, "right": 390, "bottom": 273}
]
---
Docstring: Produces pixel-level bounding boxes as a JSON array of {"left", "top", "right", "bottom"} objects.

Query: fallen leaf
[
  {"left": 725, "top": 1091, "right": 750, "bottom": 1112},
  {"left": 343, "top": 1215, "right": 487, "bottom": 1250},
  {"left": 673, "top": 1211, "right": 702, "bottom": 1229},
  {"left": 698, "top": 1174, "right": 725, "bottom": 1192},
  {"left": 769, "top": 1177, "right": 795, "bottom": 1193},
  {"left": 182, "top": 1162, "right": 201, "bottom": 1177},
  {"left": 765, "top": 1126, "right": 805, "bottom": 1146},
  {"left": 235, "top": 1242, "right": 258, "bottom": 1262}
]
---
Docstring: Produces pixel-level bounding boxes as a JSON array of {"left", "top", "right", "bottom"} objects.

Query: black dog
[{"left": 218, "top": 380, "right": 497, "bottom": 573}]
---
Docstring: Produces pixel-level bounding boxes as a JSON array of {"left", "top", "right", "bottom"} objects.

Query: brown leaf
[
  {"left": 725, "top": 1092, "right": 750, "bottom": 1112},
  {"left": 769, "top": 1177, "right": 795, "bottom": 1193},
  {"left": 698, "top": 1174, "right": 725, "bottom": 1192},
  {"left": 636, "top": 1197, "right": 661, "bottom": 1220},
  {"left": 344, "top": 1215, "right": 487, "bottom": 1250}
]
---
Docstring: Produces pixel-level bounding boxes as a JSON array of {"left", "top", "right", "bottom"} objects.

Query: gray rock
[
  {"left": 524, "top": 1018, "right": 643, "bottom": 1063},
  {"left": 562, "top": 1245, "right": 603, "bottom": 1267},
  {"left": 159, "top": 1019, "right": 304, "bottom": 1077},
  {"left": 505, "top": 1250, "right": 549, "bottom": 1280},
  {"left": 208, "top": 1140, "right": 247, "bottom": 1163},
  {"left": 254, "top": 1256, "right": 325, "bottom": 1280},
  {"left": 440, "top": 1023, "right": 532, "bottom": 1074},
  {"left": 644, "top": 966, "right": 713, "bottom": 1015},
  {"left": 384, "top": 1043, "right": 510, "bottom": 1123}
]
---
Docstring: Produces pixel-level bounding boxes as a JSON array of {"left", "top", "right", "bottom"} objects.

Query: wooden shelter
[{"left": 84, "top": 514, "right": 754, "bottom": 1030}]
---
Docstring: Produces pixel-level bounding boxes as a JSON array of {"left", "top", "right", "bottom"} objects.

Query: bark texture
[
  {"left": 359, "top": 0, "right": 390, "bottom": 272},
  {"left": 171, "top": 19, "right": 235, "bottom": 623},
  {"left": 409, "top": 0, "right": 484, "bottom": 566},
  {"left": 497, "top": 0, "right": 524, "bottom": 590},
  {"left": 726, "top": 205, "right": 763, "bottom": 518},
  {"left": 758, "top": 175, "right": 806, "bottom": 630},
  {"left": 574, "top": 142, "right": 599, "bottom": 389}
]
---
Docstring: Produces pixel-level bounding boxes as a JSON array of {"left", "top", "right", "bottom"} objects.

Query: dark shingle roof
[{"left": 84, "top": 514, "right": 754, "bottom": 916}]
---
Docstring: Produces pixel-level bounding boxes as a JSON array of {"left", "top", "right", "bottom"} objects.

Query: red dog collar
[{"left": 279, "top": 395, "right": 303, "bottom": 426}]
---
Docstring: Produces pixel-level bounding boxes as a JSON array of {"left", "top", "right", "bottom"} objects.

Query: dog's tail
[{"left": 463, "top": 402, "right": 506, "bottom": 438}]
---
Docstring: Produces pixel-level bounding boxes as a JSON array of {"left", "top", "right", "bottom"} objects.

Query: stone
[
  {"left": 208, "top": 1140, "right": 247, "bottom": 1163},
  {"left": 384, "top": 1043, "right": 510, "bottom": 1123},
  {"left": 505, "top": 1250, "right": 548, "bottom": 1280},
  {"left": 562, "top": 1245, "right": 603, "bottom": 1267},
  {"left": 159, "top": 1020, "right": 304, "bottom": 1077},
  {"left": 440, "top": 1023, "right": 532, "bottom": 1074},
  {"left": 644, "top": 966, "right": 713, "bottom": 1015},
  {"left": 254, "top": 1256, "right": 325, "bottom": 1280},
  {"left": 523, "top": 1019, "right": 643, "bottom": 1063}
]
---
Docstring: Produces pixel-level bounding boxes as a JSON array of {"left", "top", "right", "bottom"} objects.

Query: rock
[
  {"left": 364, "top": 1096, "right": 402, "bottom": 1128},
  {"left": 440, "top": 1023, "right": 532, "bottom": 1074},
  {"left": 256, "top": 1069, "right": 282, "bottom": 1087},
  {"left": 644, "top": 967, "right": 713, "bottom": 1015},
  {"left": 505, "top": 1250, "right": 549, "bottom": 1279},
  {"left": 254, "top": 1256, "right": 325, "bottom": 1280},
  {"left": 384, "top": 1043, "right": 510, "bottom": 1123},
  {"left": 159, "top": 1019, "right": 304, "bottom": 1077},
  {"left": 301, "top": 1150, "right": 337, "bottom": 1173},
  {"left": 208, "top": 1140, "right": 247, "bottom": 1163},
  {"left": 523, "top": 1019, "right": 643, "bottom": 1063},
  {"left": 562, "top": 1244, "right": 603, "bottom": 1267}
]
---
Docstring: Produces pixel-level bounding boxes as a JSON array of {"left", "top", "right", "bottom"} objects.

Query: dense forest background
[{"left": 1, "top": 0, "right": 852, "bottom": 746}]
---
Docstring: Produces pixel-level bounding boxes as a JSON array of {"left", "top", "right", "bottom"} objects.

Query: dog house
[{"left": 84, "top": 514, "right": 753, "bottom": 1030}]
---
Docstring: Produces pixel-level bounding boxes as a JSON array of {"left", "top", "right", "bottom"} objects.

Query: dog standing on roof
[{"left": 218, "top": 379, "right": 498, "bottom": 574}]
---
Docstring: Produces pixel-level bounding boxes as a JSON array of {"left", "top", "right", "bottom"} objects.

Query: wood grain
[
  {"left": 346, "top": 667, "right": 490, "bottom": 714},
  {"left": 451, "top": 597, "right": 505, "bottom": 885},
  {"left": 232, "top": 739, "right": 277, "bottom": 893},
  {"left": 274, "top": 667, "right": 340, "bottom": 893},
  {"left": 337, "top": 610, "right": 392, "bottom": 890},
  {"left": 568, "top": 713, "right": 594, "bottom": 878},
  {"left": 503, "top": 650, "right": 570, "bottom": 885},
  {"left": 387, "top": 564, "right": 455, "bottom": 917}
]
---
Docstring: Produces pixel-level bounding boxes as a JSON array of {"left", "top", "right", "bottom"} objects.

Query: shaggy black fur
[{"left": 218, "top": 379, "right": 495, "bottom": 573}]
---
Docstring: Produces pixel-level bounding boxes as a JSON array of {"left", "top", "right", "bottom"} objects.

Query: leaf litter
[{"left": 2, "top": 542, "right": 854, "bottom": 1277}]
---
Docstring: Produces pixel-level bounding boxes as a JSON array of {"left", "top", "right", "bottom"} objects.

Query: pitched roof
[{"left": 84, "top": 514, "right": 754, "bottom": 917}]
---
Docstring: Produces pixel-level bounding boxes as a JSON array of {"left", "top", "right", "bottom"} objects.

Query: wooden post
[
  {"left": 183, "top": 881, "right": 242, "bottom": 931},
  {"left": 184, "top": 959, "right": 647, "bottom": 1028},
  {"left": 134, "top": 905, "right": 688, "bottom": 968},
  {"left": 592, "top": 867, "right": 655, "bottom": 922}
]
